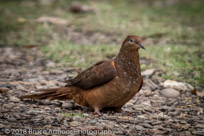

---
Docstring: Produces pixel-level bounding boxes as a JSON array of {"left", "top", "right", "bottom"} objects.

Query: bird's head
[{"left": 122, "top": 35, "right": 145, "bottom": 50}]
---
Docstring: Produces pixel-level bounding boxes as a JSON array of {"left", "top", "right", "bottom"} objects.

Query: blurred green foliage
[{"left": 0, "top": 0, "right": 203, "bottom": 88}]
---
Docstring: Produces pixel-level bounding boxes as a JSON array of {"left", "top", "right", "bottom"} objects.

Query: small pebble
[{"left": 160, "top": 88, "right": 180, "bottom": 98}]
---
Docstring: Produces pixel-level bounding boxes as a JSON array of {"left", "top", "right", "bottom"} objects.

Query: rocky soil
[{"left": 0, "top": 47, "right": 203, "bottom": 136}]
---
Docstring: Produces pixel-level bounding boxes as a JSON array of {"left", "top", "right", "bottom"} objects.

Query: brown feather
[
  {"left": 20, "top": 87, "right": 78, "bottom": 100},
  {"left": 65, "top": 60, "right": 116, "bottom": 90}
]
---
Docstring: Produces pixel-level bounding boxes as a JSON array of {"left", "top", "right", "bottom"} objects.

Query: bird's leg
[{"left": 91, "top": 107, "right": 102, "bottom": 116}]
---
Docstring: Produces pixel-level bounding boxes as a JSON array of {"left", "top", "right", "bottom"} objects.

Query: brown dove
[{"left": 20, "top": 35, "right": 145, "bottom": 115}]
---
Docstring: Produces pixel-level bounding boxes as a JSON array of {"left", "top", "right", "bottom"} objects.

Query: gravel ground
[{"left": 0, "top": 47, "right": 203, "bottom": 136}]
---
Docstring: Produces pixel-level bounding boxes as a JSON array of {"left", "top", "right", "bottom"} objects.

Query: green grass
[
  {"left": 42, "top": 40, "right": 119, "bottom": 69},
  {"left": 0, "top": 0, "right": 203, "bottom": 88},
  {"left": 140, "top": 44, "right": 204, "bottom": 87}
]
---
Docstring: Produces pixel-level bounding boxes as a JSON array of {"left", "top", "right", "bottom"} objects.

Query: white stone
[
  {"left": 161, "top": 80, "right": 194, "bottom": 92},
  {"left": 141, "top": 69, "right": 156, "bottom": 77},
  {"left": 62, "top": 102, "right": 74, "bottom": 109},
  {"left": 160, "top": 88, "right": 180, "bottom": 98}
]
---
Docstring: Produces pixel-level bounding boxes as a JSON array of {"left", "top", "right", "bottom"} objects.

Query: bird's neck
[{"left": 115, "top": 47, "right": 141, "bottom": 78}]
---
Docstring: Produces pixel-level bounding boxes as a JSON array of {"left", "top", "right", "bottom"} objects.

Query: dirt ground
[{"left": 0, "top": 47, "right": 203, "bottom": 136}]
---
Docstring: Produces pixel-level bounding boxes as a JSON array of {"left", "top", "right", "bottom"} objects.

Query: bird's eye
[{"left": 129, "top": 39, "right": 134, "bottom": 43}]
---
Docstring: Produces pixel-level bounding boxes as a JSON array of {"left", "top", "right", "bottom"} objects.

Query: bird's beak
[{"left": 138, "top": 43, "right": 145, "bottom": 49}]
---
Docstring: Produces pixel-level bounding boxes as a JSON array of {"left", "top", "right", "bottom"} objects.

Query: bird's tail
[{"left": 20, "top": 87, "right": 79, "bottom": 100}]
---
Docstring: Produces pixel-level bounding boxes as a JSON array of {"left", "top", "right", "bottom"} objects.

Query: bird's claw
[{"left": 91, "top": 109, "right": 102, "bottom": 116}]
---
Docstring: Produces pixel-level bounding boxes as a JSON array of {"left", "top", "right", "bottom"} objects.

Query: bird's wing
[{"left": 65, "top": 60, "right": 117, "bottom": 90}]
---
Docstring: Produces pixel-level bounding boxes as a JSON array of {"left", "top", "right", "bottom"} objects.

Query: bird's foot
[{"left": 91, "top": 108, "right": 102, "bottom": 116}]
